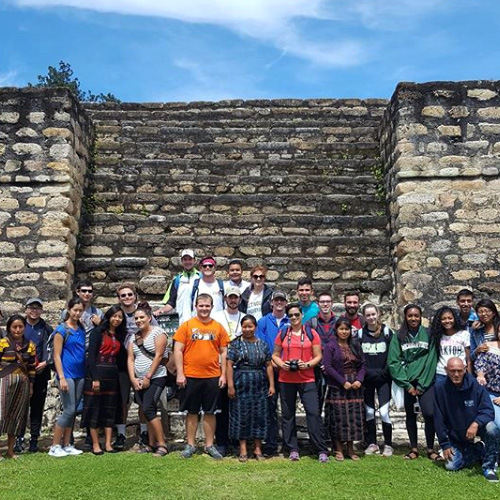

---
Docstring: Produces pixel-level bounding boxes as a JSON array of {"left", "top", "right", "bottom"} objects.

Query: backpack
[
  {"left": 46, "top": 323, "right": 72, "bottom": 371},
  {"left": 279, "top": 324, "right": 315, "bottom": 343},
  {"left": 191, "top": 278, "right": 225, "bottom": 310},
  {"left": 357, "top": 324, "right": 391, "bottom": 340}
]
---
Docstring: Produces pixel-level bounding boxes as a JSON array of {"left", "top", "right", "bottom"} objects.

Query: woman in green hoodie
[{"left": 388, "top": 304, "right": 440, "bottom": 461}]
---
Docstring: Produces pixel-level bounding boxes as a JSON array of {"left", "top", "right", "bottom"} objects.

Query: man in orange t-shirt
[{"left": 173, "top": 293, "right": 230, "bottom": 460}]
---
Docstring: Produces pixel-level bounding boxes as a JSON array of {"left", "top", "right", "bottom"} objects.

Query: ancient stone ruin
[{"left": 1, "top": 81, "right": 499, "bottom": 323}]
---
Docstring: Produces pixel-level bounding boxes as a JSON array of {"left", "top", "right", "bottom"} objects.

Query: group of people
[{"left": 1, "top": 250, "right": 500, "bottom": 482}]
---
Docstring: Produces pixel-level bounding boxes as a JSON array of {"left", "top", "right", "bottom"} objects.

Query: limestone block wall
[
  {"left": 0, "top": 88, "right": 93, "bottom": 320},
  {"left": 80, "top": 99, "right": 392, "bottom": 307},
  {"left": 380, "top": 81, "right": 500, "bottom": 319}
]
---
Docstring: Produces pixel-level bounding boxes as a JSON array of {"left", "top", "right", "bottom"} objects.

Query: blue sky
[{"left": 1, "top": 0, "right": 499, "bottom": 102}]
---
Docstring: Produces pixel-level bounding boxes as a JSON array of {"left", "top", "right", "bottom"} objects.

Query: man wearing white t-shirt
[
  {"left": 190, "top": 256, "right": 225, "bottom": 316},
  {"left": 212, "top": 286, "right": 243, "bottom": 455},
  {"left": 212, "top": 287, "right": 243, "bottom": 340}
]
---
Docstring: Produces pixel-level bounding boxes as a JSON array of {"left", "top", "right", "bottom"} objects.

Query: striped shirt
[
  {"left": 0, "top": 337, "right": 37, "bottom": 381},
  {"left": 132, "top": 326, "right": 169, "bottom": 379}
]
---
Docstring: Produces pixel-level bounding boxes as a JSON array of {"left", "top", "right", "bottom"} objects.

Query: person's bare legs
[
  {"left": 203, "top": 414, "right": 216, "bottom": 448},
  {"left": 6, "top": 434, "right": 18, "bottom": 459},
  {"left": 254, "top": 439, "right": 263, "bottom": 456},
  {"left": 186, "top": 414, "right": 198, "bottom": 446},
  {"left": 90, "top": 428, "right": 102, "bottom": 453},
  {"left": 104, "top": 427, "right": 113, "bottom": 452}
]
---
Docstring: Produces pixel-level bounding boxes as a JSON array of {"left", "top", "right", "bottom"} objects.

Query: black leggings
[
  {"left": 404, "top": 384, "right": 435, "bottom": 450},
  {"left": 135, "top": 377, "right": 167, "bottom": 422}
]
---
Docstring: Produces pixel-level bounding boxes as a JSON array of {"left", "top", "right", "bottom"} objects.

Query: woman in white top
[
  {"left": 239, "top": 265, "right": 273, "bottom": 322},
  {"left": 127, "top": 302, "right": 169, "bottom": 457},
  {"left": 430, "top": 306, "right": 470, "bottom": 384}
]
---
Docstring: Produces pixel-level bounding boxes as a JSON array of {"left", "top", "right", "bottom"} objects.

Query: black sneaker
[
  {"left": 14, "top": 437, "right": 25, "bottom": 454},
  {"left": 139, "top": 431, "right": 149, "bottom": 447},
  {"left": 113, "top": 434, "right": 126, "bottom": 451},
  {"left": 28, "top": 439, "right": 39, "bottom": 453},
  {"left": 484, "top": 469, "right": 499, "bottom": 483}
]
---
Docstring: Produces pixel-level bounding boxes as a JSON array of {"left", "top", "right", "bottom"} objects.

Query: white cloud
[
  {"left": 11, "top": 0, "right": 376, "bottom": 67},
  {"left": 12, "top": 0, "right": 450, "bottom": 68},
  {"left": 0, "top": 70, "right": 20, "bottom": 86}
]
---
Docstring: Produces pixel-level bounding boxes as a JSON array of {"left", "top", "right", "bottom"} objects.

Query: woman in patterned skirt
[
  {"left": 227, "top": 315, "right": 275, "bottom": 462},
  {"left": 324, "top": 318, "right": 366, "bottom": 461},
  {"left": 82, "top": 304, "right": 126, "bottom": 455},
  {"left": 0, "top": 314, "right": 36, "bottom": 459}
]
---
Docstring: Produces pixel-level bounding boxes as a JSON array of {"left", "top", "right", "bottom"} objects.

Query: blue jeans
[
  {"left": 445, "top": 421, "right": 500, "bottom": 472},
  {"left": 57, "top": 377, "right": 84, "bottom": 428},
  {"left": 489, "top": 394, "right": 500, "bottom": 429}
]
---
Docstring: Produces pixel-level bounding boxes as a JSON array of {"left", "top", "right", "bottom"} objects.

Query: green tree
[{"left": 29, "top": 60, "right": 120, "bottom": 103}]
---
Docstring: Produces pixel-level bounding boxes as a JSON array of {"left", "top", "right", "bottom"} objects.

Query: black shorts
[{"left": 179, "top": 377, "right": 219, "bottom": 415}]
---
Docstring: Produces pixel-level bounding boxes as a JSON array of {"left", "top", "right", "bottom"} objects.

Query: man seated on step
[
  {"left": 224, "top": 259, "right": 250, "bottom": 294},
  {"left": 190, "top": 256, "right": 225, "bottom": 317},
  {"left": 296, "top": 277, "right": 320, "bottom": 324},
  {"left": 154, "top": 249, "right": 200, "bottom": 325},
  {"left": 174, "top": 293, "right": 230, "bottom": 460},
  {"left": 434, "top": 357, "right": 500, "bottom": 483}
]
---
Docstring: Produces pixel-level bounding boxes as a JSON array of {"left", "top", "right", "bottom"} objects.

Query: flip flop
[
  {"left": 347, "top": 454, "right": 360, "bottom": 461},
  {"left": 335, "top": 452, "right": 345, "bottom": 462},
  {"left": 238, "top": 454, "right": 248, "bottom": 463}
]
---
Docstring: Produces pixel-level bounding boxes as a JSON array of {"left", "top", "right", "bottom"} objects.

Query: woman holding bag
[
  {"left": 0, "top": 315, "right": 36, "bottom": 459},
  {"left": 128, "top": 302, "right": 169, "bottom": 457}
]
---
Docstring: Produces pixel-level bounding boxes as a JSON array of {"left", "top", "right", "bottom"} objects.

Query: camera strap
[{"left": 286, "top": 328, "right": 305, "bottom": 361}]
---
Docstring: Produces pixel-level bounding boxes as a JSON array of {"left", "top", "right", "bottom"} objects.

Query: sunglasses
[
  {"left": 120, "top": 293, "right": 135, "bottom": 298},
  {"left": 79, "top": 289, "right": 93, "bottom": 294},
  {"left": 202, "top": 264, "right": 214, "bottom": 269},
  {"left": 289, "top": 313, "right": 302, "bottom": 318},
  {"left": 252, "top": 274, "right": 265, "bottom": 280}
]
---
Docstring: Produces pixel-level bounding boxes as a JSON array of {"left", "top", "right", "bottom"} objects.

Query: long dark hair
[
  {"left": 475, "top": 298, "right": 500, "bottom": 335},
  {"left": 334, "top": 318, "right": 363, "bottom": 358},
  {"left": 6, "top": 314, "right": 26, "bottom": 335},
  {"left": 430, "top": 306, "right": 459, "bottom": 352},
  {"left": 397, "top": 304, "right": 423, "bottom": 342},
  {"left": 63, "top": 296, "right": 85, "bottom": 323},
  {"left": 101, "top": 304, "right": 126, "bottom": 341}
]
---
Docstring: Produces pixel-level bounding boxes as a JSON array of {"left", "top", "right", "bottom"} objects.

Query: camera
[{"left": 288, "top": 359, "right": 300, "bottom": 372}]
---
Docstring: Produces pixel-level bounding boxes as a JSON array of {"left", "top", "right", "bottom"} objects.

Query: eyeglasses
[
  {"left": 27, "top": 306, "right": 42, "bottom": 311},
  {"left": 120, "top": 293, "right": 135, "bottom": 298},
  {"left": 79, "top": 289, "right": 93, "bottom": 294},
  {"left": 252, "top": 275, "right": 265, "bottom": 280},
  {"left": 202, "top": 264, "right": 214, "bottom": 269},
  {"left": 289, "top": 313, "right": 302, "bottom": 318}
]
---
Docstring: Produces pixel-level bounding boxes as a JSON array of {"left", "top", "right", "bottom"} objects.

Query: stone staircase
[{"left": 79, "top": 98, "right": 392, "bottom": 304}]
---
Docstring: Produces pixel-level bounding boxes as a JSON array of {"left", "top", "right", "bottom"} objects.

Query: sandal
[
  {"left": 137, "top": 445, "right": 154, "bottom": 454},
  {"left": 334, "top": 452, "right": 344, "bottom": 462},
  {"left": 238, "top": 454, "right": 248, "bottom": 463},
  {"left": 153, "top": 445, "right": 169, "bottom": 457},
  {"left": 347, "top": 454, "right": 360, "bottom": 461},
  {"left": 404, "top": 449, "right": 419, "bottom": 460},
  {"left": 427, "top": 450, "right": 444, "bottom": 462},
  {"left": 253, "top": 454, "right": 265, "bottom": 461}
]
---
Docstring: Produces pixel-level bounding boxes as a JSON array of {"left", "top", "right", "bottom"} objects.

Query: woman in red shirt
[
  {"left": 82, "top": 305, "right": 126, "bottom": 455},
  {"left": 272, "top": 303, "right": 329, "bottom": 463}
]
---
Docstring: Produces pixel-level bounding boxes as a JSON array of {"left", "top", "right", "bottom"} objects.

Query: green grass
[{"left": 1, "top": 451, "right": 498, "bottom": 500}]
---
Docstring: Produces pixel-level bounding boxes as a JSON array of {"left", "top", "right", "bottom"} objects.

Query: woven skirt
[
  {"left": 0, "top": 373, "right": 30, "bottom": 436},
  {"left": 82, "top": 363, "right": 122, "bottom": 428},
  {"left": 325, "top": 373, "right": 364, "bottom": 442}
]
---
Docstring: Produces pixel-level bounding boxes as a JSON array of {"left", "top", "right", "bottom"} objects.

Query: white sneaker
[
  {"left": 382, "top": 445, "right": 394, "bottom": 457},
  {"left": 364, "top": 444, "right": 380, "bottom": 455},
  {"left": 63, "top": 445, "right": 83, "bottom": 456},
  {"left": 48, "top": 445, "right": 68, "bottom": 457}
]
